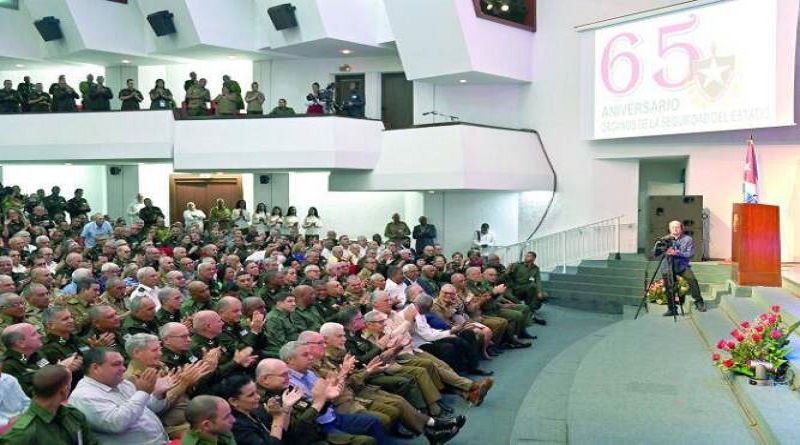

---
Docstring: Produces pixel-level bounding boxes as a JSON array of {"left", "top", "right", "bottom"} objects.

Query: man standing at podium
[{"left": 664, "top": 220, "right": 706, "bottom": 316}]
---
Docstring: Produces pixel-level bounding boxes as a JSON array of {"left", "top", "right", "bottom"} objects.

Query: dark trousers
[
  {"left": 420, "top": 335, "right": 479, "bottom": 373},
  {"left": 676, "top": 268, "right": 703, "bottom": 303},
  {"left": 324, "top": 413, "right": 386, "bottom": 445}
]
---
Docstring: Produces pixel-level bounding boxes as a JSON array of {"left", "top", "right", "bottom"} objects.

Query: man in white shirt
[
  {"left": 384, "top": 266, "right": 408, "bottom": 307},
  {"left": 69, "top": 347, "right": 176, "bottom": 445},
  {"left": 130, "top": 267, "right": 161, "bottom": 310},
  {"left": 0, "top": 358, "right": 30, "bottom": 429},
  {"left": 473, "top": 223, "right": 497, "bottom": 257},
  {"left": 127, "top": 193, "right": 145, "bottom": 225}
]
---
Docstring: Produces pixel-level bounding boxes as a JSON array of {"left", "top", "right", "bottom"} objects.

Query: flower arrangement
[
  {"left": 712, "top": 305, "right": 800, "bottom": 378},
  {"left": 646, "top": 276, "right": 689, "bottom": 305}
]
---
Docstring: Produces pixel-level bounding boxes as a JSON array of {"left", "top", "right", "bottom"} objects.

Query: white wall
[
  {"left": 2, "top": 164, "right": 107, "bottom": 215},
  {"left": 137, "top": 163, "right": 174, "bottom": 222}
]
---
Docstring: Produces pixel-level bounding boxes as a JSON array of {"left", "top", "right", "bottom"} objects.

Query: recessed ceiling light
[
  {"left": 341, "top": 49, "right": 352, "bottom": 55},
  {"left": 15, "top": 64, "right": 24, "bottom": 68},
  {"left": 458, "top": 79, "right": 468, "bottom": 83},
  {"left": 64, "top": 162, "right": 73, "bottom": 166},
  {"left": 227, "top": 55, "right": 238, "bottom": 60},
  {"left": 121, "top": 59, "right": 130, "bottom": 64}
]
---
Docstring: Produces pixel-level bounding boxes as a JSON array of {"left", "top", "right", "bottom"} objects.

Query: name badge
[
  {"left": 188, "top": 355, "right": 199, "bottom": 363},
  {"left": 240, "top": 329, "right": 249, "bottom": 336}
]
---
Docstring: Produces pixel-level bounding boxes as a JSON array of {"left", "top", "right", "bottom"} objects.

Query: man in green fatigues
[
  {"left": 43, "top": 186, "right": 68, "bottom": 220},
  {"left": 217, "top": 296, "right": 264, "bottom": 354},
  {"left": 28, "top": 83, "right": 52, "bottom": 113},
  {"left": 66, "top": 188, "right": 91, "bottom": 220},
  {"left": 465, "top": 267, "right": 533, "bottom": 348},
  {"left": 156, "top": 287, "right": 183, "bottom": 326},
  {"left": 138, "top": 198, "right": 165, "bottom": 228},
  {"left": 186, "top": 78, "right": 211, "bottom": 116},
  {"left": 1, "top": 323, "right": 81, "bottom": 396},
  {"left": 0, "top": 365, "right": 99, "bottom": 445},
  {"left": 16, "top": 76, "right": 33, "bottom": 112},
  {"left": 121, "top": 295, "right": 160, "bottom": 337},
  {"left": 384, "top": 213, "right": 411, "bottom": 247},
  {"left": 506, "top": 251, "right": 548, "bottom": 324},
  {"left": 39, "top": 307, "right": 88, "bottom": 375},
  {"left": 188, "top": 310, "right": 257, "bottom": 378},
  {"left": 65, "top": 278, "right": 101, "bottom": 336},
  {"left": 81, "top": 305, "right": 128, "bottom": 360},
  {"left": 181, "top": 395, "right": 237, "bottom": 445},
  {"left": 291, "top": 285, "right": 325, "bottom": 332},
  {"left": 118, "top": 78, "right": 144, "bottom": 111},
  {"left": 182, "top": 280, "right": 216, "bottom": 318},
  {"left": 0, "top": 79, "right": 21, "bottom": 113},
  {"left": 268, "top": 98, "right": 296, "bottom": 116},
  {"left": 222, "top": 74, "right": 244, "bottom": 110},
  {"left": 262, "top": 292, "right": 301, "bottom": 358},
  {"left": 0, "top": 293, "right": 26, "bottom": 333}
]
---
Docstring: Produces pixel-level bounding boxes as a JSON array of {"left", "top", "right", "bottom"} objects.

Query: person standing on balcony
[
  {"left": 214, "top": 86, "right": 238, "bottom": 117},
  {"left": 244, "top": 82, "right": 265, "bottom": 115},
  {"left": 268, "top": 98, "right": 296, "bottom": 117},
  {"left": 384, "top": 213, "right": 411, "bottom": 248},
  {"left": 185, "top": 78, "right": 210, "bottom": 116},
  {"left": 78, "top": 74, "right": 94, "bottom": 110},
  {"left": 149, "top": 79, "right": 174, "bottom": 110},
  {"left": 51, "top": 75, "right": 78, "bottom": 112},
  {"left": 306, "top": 82, "right": 324, "bottom": 115},
  {"left": 222, "top": 75, "right": 243, "bottom": 111},
  {"left": 16, "top": 76, "right": 33, "bottom": 112},
  {"left": 473, "top": 223, "right": 496, "bottom": 257},
  {"left": 27, "top": 83, "right": 51, "bottom": 113},
  {"left": 87, "top": 76, "right": 113, "bottom": 112},
  {"left": 341, "top": 82, "right": 364, "bottom": 118},
  {"left": 119, "top": 79, "right": 144, "bottom": 111},
  {"left": 412, "top": 216, "right": 437, "bottom": 254},
  {"left": 0, "top": 80, "right": 20, "bottom": 113},
  {"left": 184, "top": 71, "right": 197, "bottom": 92}
]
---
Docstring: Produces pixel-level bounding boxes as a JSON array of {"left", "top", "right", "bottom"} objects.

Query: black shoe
[
  {"left": 434, "top": 414, "right": 467, "bottom": 429},
  {"left": 436, "top": 401, "right": 454, "bottom": 415},
  {"left": 394, "top": 424, "right": 417, "bottom": 438},
  {"left": 424, "top": 424, "right": 460, "bottom": 445},
  {"left": 518, "top": 330, "right": 537, "bottom": 340},
  {"left": 470, "top": 367, "right": 494, "bottom": 376},
  {"left": 695, "top": 300, "right": 707, "bottom": 312},
  {"left": 533, "top": 317, "right": 547, "bottom": 326},
  {"left": 662, "top": 308, "right": 678, "bottom": 317},
  {"left": 487, "top": 348, "right": 501, "bottom": 357}
]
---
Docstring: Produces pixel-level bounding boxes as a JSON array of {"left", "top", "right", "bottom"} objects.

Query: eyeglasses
[
  {"left": 367, "top": 318, "right": 387, "bottom": 323},
  {"left": 165, "top": 334, "right": 190, "bottom": 339},
  {"left": 300, "top": 340, "right": 325, "bottom": 345},
  {"left": 263, "top": 372, "right": 289, "bottom": 378}
]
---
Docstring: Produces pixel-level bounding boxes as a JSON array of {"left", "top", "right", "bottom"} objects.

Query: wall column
[
  {"left": 106, "top": 164, "right": 139, "bottom": 222},
  {"left": 252, "top": 60, "right": 274, "bottom": 110},
  {"left": 104, "top": 65, "right": 139, "bottom": 110},
  {"left": 252, "top": 172, "right": 290, "bottom": 211}
]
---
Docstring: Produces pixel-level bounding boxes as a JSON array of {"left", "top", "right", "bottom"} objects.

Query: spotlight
[
  {"left": 341, "top": 49, "right": 352, "bottom": 55},
  {"left": 458, "top": 79, "right": 468, "bottom": 83},
  {"left": 500, "top": 3, "right": 509, "bottom": 12},
  {"left": 120, "top": 59, "right": 130, "bottom": 64}
]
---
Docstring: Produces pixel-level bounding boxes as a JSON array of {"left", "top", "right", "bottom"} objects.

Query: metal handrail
[{"left": 493, "top": 215, "right": 634, "bottom": 272}]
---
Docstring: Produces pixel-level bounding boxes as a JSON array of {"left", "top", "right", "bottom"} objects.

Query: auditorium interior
[{"left": 1, "top": 0, "right": 800, "bottom": 444}]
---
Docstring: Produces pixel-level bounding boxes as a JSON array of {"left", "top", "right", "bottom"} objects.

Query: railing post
[
  {"left": 561, "top": 231, "right": 567, "bottom": 273},
  {"left": 614, "top": 216, "right": 622, "bottom": 260}
]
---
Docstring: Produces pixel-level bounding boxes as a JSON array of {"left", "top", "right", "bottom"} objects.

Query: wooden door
[
  {"left": 170, "top": 175, "right": 243, "bottom": 225},
  {"left": 381, "top": 72, "right": 414, "bottom": 129}
]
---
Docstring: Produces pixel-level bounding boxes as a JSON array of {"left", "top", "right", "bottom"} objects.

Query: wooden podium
[{"left": 731, "top": 203, "right": 781, "bottom": 286}]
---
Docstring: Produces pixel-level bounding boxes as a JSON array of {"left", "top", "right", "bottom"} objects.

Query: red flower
[
  {"left": 772, "top": 305, "right": 781, "bottom": 313},
  {"left": 723, "top": 359, "right": 734, "bottom": 368},
  {"left": 755, "top": 325, "right": 765, "bottom": 333},
  {"left": 727, "top": 341, "right": 736, "bottom": 349},
  {"left": 730, "top": 330, "right": 746, "bottom": 342},
  {"left": 740, "top": 321, "right": 750, "bottom": 328},
  {"left": 768, "top": 315, "right": 777, "bottom": 324},
  {"left": 770, "top": 330, "right": 782, "bottom": 339},
  {"left": 752, "top": 333, "right": 762, "bottom": 342},
  {"left": 712, "top": 353, "right": 721, "bottom": 361},
  {"left": 716, "top": 339, "right": 727, "bottom": 349},
  {"left": 759, "top": 314, "right": 768, "bottom": 321}
]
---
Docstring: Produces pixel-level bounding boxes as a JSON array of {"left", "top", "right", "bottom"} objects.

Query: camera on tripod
[{"left": 653, "top": 235, "right": 676, "bottom": 256}]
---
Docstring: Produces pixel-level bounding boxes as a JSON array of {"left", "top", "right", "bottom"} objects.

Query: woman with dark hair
[
  {"left": 301, "top": 206, "right": 322, "bottom": 244},
  {"left": 232, "top": 199, "right": 251, "bottom": 231},
  {"left": 283, "top": 206, "right": 299, "bottom": 235},
  {"left": 253, "top": 202, "right": 269, "bottom": 234},
  {"left": 268, "top": 206, "right": 283, "bottom": 231},
  {"left": 214, "top": 374, "right": 303, "bottom": 445}
]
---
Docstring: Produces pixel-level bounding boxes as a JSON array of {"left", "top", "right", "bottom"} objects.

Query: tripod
[{"left": 635, "top": 242, "right": 684, "bottom": 321}]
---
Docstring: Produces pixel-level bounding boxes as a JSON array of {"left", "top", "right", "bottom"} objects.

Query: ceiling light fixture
[
  {"left": 459, "top": 79, "right": 468, "bottom": 83},
  {"left": 15, "top": 64, "right": 24, "bottom": 68},
  {"left": 227, "top": 55, "right": 238, "bottom": 60},
  {"left": 121, "top": 59, "right": 130, "bottom": 64},
  {"left": 341, "top": 49, "right": 352, "bottom": 55}
]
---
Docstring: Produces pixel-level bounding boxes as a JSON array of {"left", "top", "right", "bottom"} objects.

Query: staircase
[{"left": 542, "top": 253, "right": 732, "bottom": 314}]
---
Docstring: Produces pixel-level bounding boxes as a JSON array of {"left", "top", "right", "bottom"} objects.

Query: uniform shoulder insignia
[
  {"left": 296, "top": 400, "right": 309, "bottom": 409},
  {"left": 12, "top": 411, "right": 34, "bottom": 429},
  {"left": 188, "top": 355, "right": 198, "bottom": 363},
  {"left": 36, "top": 357, "right": 50, "bottom": 368}
]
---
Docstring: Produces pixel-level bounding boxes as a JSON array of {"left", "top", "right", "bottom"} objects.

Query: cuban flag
[{"left": 743, "top": 138, "right": 759, "bottom": 203}]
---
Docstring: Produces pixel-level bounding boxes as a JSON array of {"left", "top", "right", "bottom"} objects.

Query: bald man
[
  {"left": 181, "top": 281, "right": 215, "bottom": 318},
  {"left": 188, "top": 310, "right": 256, "bottom": 377},
  {"left": 217, "top": 296, "right": 264, "bottom": 355}
]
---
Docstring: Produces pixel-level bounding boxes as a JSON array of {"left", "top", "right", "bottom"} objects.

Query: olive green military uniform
[
  {"left": 218, "top": 318, "right": 259, "bottom": 354},
  {"left": 139, "top": 205, "right": 165, "bottom": 227},
  {"left": 181, "top": 298, "right": 215, "bottom": 318},
  {"left": 262, "top": 307, "right": 300, "bottom": 358},
  {"left": 316, "top": 299, "right": 341, "bottom": 322},
  {"left": 257, "top": 384, "right": 376, "bottom": 445},
  {"left": 506, "top": 261, "right": 543, "bottom": 309},
  {"left": 0, "top": 401, "right": 100, "bottom": 445},
  {"left": 65, "top": 296, "right": 94, "bottom": 336},
  {"left": 43, "top": 194, "right": 67, "bottom": 220},
  {"left": 467, "top": 280, "right": 529, "bottom": 338},
  {"left": 181, "top": 429, "right": 236, "bottom": 445},
  {"left": 24, "top": 304, "right": 45, "bottom": 332},
  {"left": 291, "top": 304, "right": 325, "bottom": 332},
  {"left": 99, "top": 292, "right": 129, "bottom": 317},
  {"left": 343, "top": 331, "right": 429, "bottom": 410},
  {"left": 1, "top": 349, "right": 51, "bottom": 396},
  {"left": 0, "top": 314, "right": 23, "bottom": 333},
  {"left": 121, "top": 313, "right": 160, "bottom": 337},
  {"left": 188, "top": 333, "right": 242, "bottom": 377},
  {"left": 156, "top": 307, "right": 182, "bottom": 326},
  {"left": 81, "top": 327, "right": 128, "bottom": 360},
  {"left": 417, "top": 276, "right": 440, "bottom": 297},
  {"left": 40, "top": 332, "right": 89, "bottom": 364},
  {"left": 258, "top": 285, "right": 291, "bottom": 308}
]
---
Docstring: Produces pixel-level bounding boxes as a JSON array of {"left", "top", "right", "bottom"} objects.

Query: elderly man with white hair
[{"left": 130, "top": 266, "right": 161, "bottom": 310}]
